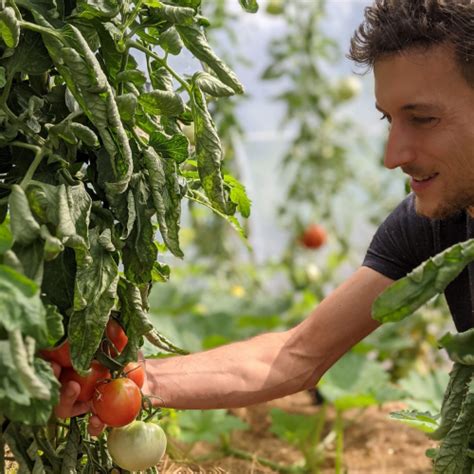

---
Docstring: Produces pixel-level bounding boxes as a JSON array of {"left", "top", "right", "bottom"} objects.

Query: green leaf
[
  {"left": 439, "top": 329, "right": 474, "bottom": 365},
  {"left": 117, "top": 279, "right": 153, "bottom": 362},
  {"left": 143, "top": 148, "right": 184, "bottom": 258},
  {"left": 75, "top": 0, "right": 120, "bottom": 19},
  {"left": 0, "top": 220, "right": 13, "bottom": 254},
  {"left": 43, "top": 304, "right": 64, "bottom": 347},
  {"left": 176, "top": 410, "right": 248, "bottom": 444},
  {"left": 138, "top": 90, "right": 185, "bottom": 117},
  {"left": 122, "top": 175, "right": 158, "bottom": 284},
  {"left": 150, "top": 64, "right": 174, "bottom": 91},
  {"left": 158, "top": 27, "right": 183, "bottom": 55},
  {"left": 430, "top": 363, "right": 474, "bottom": 441},
  {"left": 319, "top": 352, "right": 395, "bottom": 411},
  {"left": 398, "top": 369, "right": 448, "bottom": 414},
  {"left": 269, "top": 407, "right": 319, "bottom": 446},
  {"left": 239, "top": 0, "right": 259, "bottom": 13},
  {"left": 390, "top": 409, "right": 440, "bottom": 434},
  {"left": 149, "top": 130, "right": 189, "bottom": 164},
  {"left": 0, "top": 264, "right": 48, "bottom": 345},
  {"left": 6, "top": 30, "right": 52, "bottom": 75},
  {"left": 0, "top": 7, "right": 20, "bottom": 48},
  {"left": 372, "top": 240, "right": 474, "bottom": 323},
  {"left": 191, "top": 84, "right": 232, "bottom": 214},
  {"left": 176, "top": 25, "right": 244, "bottom": 94},
  {"left": 116, "top": 93, "right": 138, "bottom": 122},
  {"left": 433, "top": 388, "right": 474, "bottom": 473},
  {"left": 0, "top": 350, "right": 59, "bottom": 425},
  {"left": 224, "top": 174, "right": 251, "bottom": 218},
  {"left": 68, "top": 227, "right": 118, "bottom": 373},
  {"left": 9, "top": 185, "right": 41, "bottom": 246},
  {"left": 116, "top": 69, "right": 147, "bottom": 87},
  {"left": 153, "top": 4, "right": 195, "bottom": 25},
  {"left": 193, "top": 71, "right": 235, "bottom": 97}
]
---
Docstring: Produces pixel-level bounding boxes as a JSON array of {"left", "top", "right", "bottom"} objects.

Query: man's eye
[
  {"left": 379, "top": 114, "right": 391, "bottom": 123},
  {"left": 412, "top": 117, "right": 437, "bottom": 124}
]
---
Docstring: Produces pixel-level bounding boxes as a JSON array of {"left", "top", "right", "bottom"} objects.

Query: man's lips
[{"left": 409, "top": 173, "right": 439, "bottom": 192}]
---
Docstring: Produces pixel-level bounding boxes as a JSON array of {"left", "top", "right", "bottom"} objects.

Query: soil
[{"left": 159, "top": 391, "right": 437, "bottom": 474}]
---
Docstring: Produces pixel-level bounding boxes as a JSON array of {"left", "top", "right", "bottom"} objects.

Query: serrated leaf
[
  {"left": 439, "top": 329, "right": 474, "bottom": 365},
  {"left": 158, "top": 27, "right": 183, "bottom": 55},
  {"left": 176, "top": 25, "right": 244, "bottom": 94},
  {"left": 153, "top": 4, "right": 195, "bottom": 25},
  {"left": 390, "top": 409, "right": 440, "bottom": 434},
  {"left": 68, "top": 227, "right": 118, "bottom": 373},
  {"left": 139, "top": 90, "right": 185, "bottom": 116},
  {"left": 224, "top": 174, "right": 251, "bottom": 218},
  {"left": 372, "top": 240, "right": 474, "bottom": 323},
  {"left": 191, "top": 84, "right": 232, "bottom": 214},
  {"left": 143, "top": 148, "right": 184, "bottom": 257},
  {"left": 149, "top": 131, "right": 189, "bottom": 164},
  {"left": 194, "top": 71, "right": 235, "bottom": 97},
  {"left": 0, "top": 264, "right": 48, "bottom": 345}
]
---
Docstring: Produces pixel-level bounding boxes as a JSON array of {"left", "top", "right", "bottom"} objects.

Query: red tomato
[
  {"left": 106, "top": 319, "right": 128, "bottom": 356},
  {"left": 124, "top": 362, "right": 145, "bottom": 389},
  {"left": 60, "top": 361, "right": 110, "bottom": 402},
  {"left": 93, "top": 378, "right": 142, "bottom": 427},
  {"left": 300, "top": 224, "right": 327, "bottom": 249},
  {"left": 40, "top": 340, "right": 72, "bottom": 368}
]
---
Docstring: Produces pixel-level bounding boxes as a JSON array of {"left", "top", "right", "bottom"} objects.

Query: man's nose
[{"left": 383, "top": 123, "right": 416, "bottom": 170}]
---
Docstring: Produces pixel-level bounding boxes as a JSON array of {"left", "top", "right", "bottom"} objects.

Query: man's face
[{"left": 374, "top": 45, "right": 474, "bottom": 219}]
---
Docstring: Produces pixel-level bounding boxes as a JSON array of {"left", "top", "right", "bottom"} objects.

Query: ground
[{"left": 159, "top": 391, "right": 437, "bottom": 474}]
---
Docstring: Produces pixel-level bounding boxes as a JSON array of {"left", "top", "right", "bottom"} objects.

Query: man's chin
[{"left": 414, "top": 197, "right": 464, "bottom": 220}]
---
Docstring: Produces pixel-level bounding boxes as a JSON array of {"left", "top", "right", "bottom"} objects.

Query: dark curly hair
[{"left": 348, "top": 0, "right": 474, "bottom": 85}]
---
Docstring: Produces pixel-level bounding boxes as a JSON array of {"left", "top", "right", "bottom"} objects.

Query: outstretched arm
[{"left": 146, "top": 266, "right": 393, "bottom": 409}]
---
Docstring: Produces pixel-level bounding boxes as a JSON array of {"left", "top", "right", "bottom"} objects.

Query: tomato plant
[
  {"left": 124, "top": 361, "right": 146, "bottom": 388},
  {"left": 60, "top": 360, "right": 110, "bottom": 402},
  {"left": 39, "top": 340, "right": 72, "bottom": 368},
  {"left": 0, "top": 0, "right": 252, "bottom": 470},
  {"left": 300, "top": 224, "right": 327, "bottom": 249},
  {"left": 107, "top": 420, "right": 167, "bottom": 471},
  {"left": 93, "top": 378, "right": 142, "bottom": 427}
]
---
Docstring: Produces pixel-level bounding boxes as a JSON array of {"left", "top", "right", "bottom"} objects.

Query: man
[{"left": 56, "top": 0, "right": 474, "bottom": 435}]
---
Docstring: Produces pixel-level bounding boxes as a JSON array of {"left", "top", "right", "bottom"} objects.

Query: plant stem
[
  {"left": 10, "top": 142, "right": 41, "bottom": 153},
  {"left": 19, "top": 21, "right": 62, "bottom": 39},
  {"left": 127, "top": 40, "right": 191, "bottom": 94},
  {"left": 334, "top": 409, "right": 344, "bottom": 474},
  {"left": 20, "top": 147, "right": 46, "bottom": 189}
]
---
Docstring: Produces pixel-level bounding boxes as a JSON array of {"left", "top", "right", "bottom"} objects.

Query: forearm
[{"left": 145, "top": 330, "right": 320, "bottom": 409}]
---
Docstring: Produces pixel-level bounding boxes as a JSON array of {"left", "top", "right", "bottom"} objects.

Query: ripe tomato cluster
[{"left": 40, "top": 319, "right": 146, "bottom": 427}]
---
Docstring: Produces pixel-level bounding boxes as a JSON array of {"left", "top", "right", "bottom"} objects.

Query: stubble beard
[{"left": 414, "top": 187, "right": 474, "bottom": 220}]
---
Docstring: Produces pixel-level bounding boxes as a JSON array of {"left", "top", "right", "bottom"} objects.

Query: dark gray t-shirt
[{"left": 362, "top": 194, "right": 474, "bottom": 332}]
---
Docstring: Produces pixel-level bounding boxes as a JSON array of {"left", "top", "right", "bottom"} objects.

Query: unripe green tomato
[{"left": 107, "top": 421, "right": 167, "bottom": 471}]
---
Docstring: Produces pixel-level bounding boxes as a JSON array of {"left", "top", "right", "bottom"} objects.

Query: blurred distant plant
[{"left": 261, "top": 0, "right": 362, "bottom": 298}]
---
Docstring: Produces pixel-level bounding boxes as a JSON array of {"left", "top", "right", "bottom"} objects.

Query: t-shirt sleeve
[{"left": 362, "top": 194, "right": 435, "bottom": 280}]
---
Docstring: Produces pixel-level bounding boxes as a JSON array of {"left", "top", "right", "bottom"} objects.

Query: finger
[
  {"left": 88, "top": 415, "right": 106, "bottom": 437},
  {"left": 54, "top": 381, "right": 89, "bottom": 419}
]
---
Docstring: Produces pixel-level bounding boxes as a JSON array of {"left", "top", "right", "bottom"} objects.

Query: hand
[{"left": 51, "top": 362, "right": 106, "bottom": 437}]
